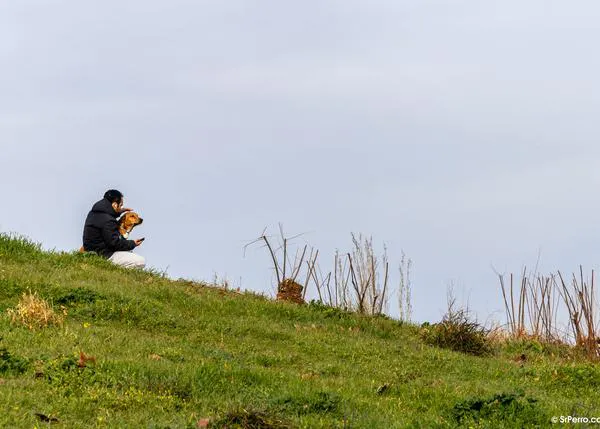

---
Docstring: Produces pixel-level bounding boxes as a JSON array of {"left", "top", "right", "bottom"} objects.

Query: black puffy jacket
[{"left": 82, "top": 198, "right": 136, "bottom": 258}]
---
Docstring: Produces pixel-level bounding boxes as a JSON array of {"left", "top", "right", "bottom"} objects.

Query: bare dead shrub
[
  {"left": 497, "top": 266, "right": 600, "bottom": 359},
  {"left": 248, "top": 226, "right": 410, "bottom": 317},
  {"left": 497, "top": 268, "right": 560, "bottom": 342},
  {"left": 346, "top": 233, "right": 389, "bottom": 315},
  {"left": 245, "top": 225, "right": 312, "bottom": 305},
  {"left": 324, "top": 234, "right": 392, "bottom": 315},
  {"left": 557, "top": 268, "right": 598, "bottom": 358}
]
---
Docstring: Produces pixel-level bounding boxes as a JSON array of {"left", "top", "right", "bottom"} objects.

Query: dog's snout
[{"left": 138, "top": 218, "right": 144, "bottom": 224}]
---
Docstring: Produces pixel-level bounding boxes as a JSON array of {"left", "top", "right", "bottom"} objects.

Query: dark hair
[{"left": 104, "top": 189, "right": 123, "bottom": 204}]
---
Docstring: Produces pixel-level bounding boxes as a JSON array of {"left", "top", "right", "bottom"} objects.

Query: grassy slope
[{"left": 0, "top": 234, "right": 599, "bottom": 428}]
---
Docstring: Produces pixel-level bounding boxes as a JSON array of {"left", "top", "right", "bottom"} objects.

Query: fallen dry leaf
[
  {"left": 77, "top": 351, "right": 96, "bottom": 368},
  {"left": 196, "top": 418, "right": 210, "bottom": 428}
]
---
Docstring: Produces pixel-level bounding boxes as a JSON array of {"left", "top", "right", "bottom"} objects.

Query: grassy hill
[{"left": 0, "top": 233, "right": 599, "bottom": 428}]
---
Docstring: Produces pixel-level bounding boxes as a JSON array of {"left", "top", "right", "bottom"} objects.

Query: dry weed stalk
[
  {"left": 210, "top": 273, "right": 231, "bottom": 290},
  {"left": 305, "top": 256, "right": 333, "bottom": 305},
  {"left": 7, "top": 290, "right": 65, "bottom": 329},
  {"left": 399, "top": 252, "right": 413, "bottom": 322},
  {"left": 498, "top": 270, "right": 527, "bottom": 339},
  {"left": 528, "top": 274, "right": 559, "bottom": 342},
  {"left": 333, "top": 250, "right": 352, "bottom": 310}
]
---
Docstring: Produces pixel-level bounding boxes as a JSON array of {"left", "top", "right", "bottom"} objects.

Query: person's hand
[
  {"left": 120, "top": 207, "right": 133, "bottom": 213},
  {"left": 134, "top": 238, "right": 145, "bottom": 246}
]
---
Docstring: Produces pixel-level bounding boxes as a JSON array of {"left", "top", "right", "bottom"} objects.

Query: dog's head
[{"left": 119, "top": 212, "right": 143, "bottom": 238}]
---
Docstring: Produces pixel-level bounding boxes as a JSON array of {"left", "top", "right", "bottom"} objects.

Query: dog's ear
[{"left": 118, "top": 213, "right": 128, "bottom": 225}]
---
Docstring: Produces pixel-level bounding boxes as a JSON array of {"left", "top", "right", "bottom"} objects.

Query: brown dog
[
  {"left": 118, "top": 212, "right": 144, "bottom": 239},
  {"left": 80, "top": 212, "right": 143, "bottom": 252}
]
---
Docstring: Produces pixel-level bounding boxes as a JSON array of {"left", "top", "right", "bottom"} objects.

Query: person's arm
[{"left": 102, "top": 219, "right": 136, "bottom": 252}]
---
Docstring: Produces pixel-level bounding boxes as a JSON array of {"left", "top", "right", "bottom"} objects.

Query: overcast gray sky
[{"left": 2, "top": 1, "right": 600, "bottom": 323}]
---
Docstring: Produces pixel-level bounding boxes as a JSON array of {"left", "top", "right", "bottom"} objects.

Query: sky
[{"left": 2, "top": 0, "right": 600, "bottom": 324}]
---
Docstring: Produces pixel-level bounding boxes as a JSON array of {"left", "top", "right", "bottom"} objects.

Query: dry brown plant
[{"left": 7, "top": 290, "right": 65, "bottom": 330}]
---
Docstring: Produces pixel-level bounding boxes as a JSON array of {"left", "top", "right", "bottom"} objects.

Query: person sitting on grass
[{"left": 82, "top": 189, "right": 145, "bottom": 269}]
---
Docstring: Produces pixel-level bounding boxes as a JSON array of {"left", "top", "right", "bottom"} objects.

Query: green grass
[{"left": 0, "top": 233, "right": 599, "bottom": 428}]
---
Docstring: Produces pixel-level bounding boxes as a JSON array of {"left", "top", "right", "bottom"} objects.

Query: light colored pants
[{"left": 108, "top": 251, "right": 146, "bottom": 269}]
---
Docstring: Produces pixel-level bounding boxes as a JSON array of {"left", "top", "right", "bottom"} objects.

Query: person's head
[{"left": 104, "top": 189, "right": 124, "bottom": 213}]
